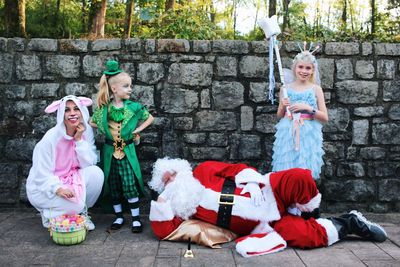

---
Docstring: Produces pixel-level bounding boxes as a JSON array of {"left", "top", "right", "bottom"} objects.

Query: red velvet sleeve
[{"left": 193, "top": 161, "right": 255, "bottom": 181}]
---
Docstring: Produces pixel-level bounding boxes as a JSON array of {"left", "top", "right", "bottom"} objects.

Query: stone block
[
  {"left": 212, "top": 40, "right": 249, "bottom": 54},
  {"left": 377, "top": 60, "right": 395, "bottom": 79},
  {"left": 9, "top": 37, "right": 25, "bottom": 51},
  {"left": 60, "top": 39, "right": 88, "bottom": 53},
  {"left": 347, "top": 146, "right": 357, "bottom": 160},
  {"left": 0, "top": 53, "right": 14, "bottom": 83},
  {"left": 189, "top": 147, "right": 227, "bottom": 160},
  {"left": 325, "top": 42, "right": 359, "bottom": 55},
  {"left": 324, "top": 179, "right": 375, "bottom": 202},
  {"left": 174, "top": 117, "right": 193, "bottom": 130},
  {"left": 193, "top": 40, "right": 211, "bottom": 53},
  {"left": 0, "top": 37, "right": 7, "bottom": 51},
  {"left": 375, "top": 43, "right": 400, "bottom": 56},
  {"left": 360, "top": 147, "right": 386, "bottom": 159},
  {"left": 337, "top": 162, "right": 365, "bottom": 177},
  {"left": 368, "top": 162, "right": 399, "bottom": 177},
  {"left": 379, "top": 179, "right": 400, "bottom": 201},
  {"left": 3, "top": 85, "right": 26, "bottom": 99},
  {"left": 383, "top": 80, "right": 400, "bottom": 101},
  {"left": 65, "top": 83, "right": 92, "bottom": 96},
  {"left": 183, "top": 133, "right": 206, "bottom": 144},
  {"left": 45, "top": 55, "right": 80, "bottom": 78},
  {"left": 355, "top": 60, "right": 374, "bottom": 79},
  {"left": 255, "top": 114, "right": 278, "bottom": 133},
  {"left": 249, "top": 82, "right": 268, "bottom": 103},
  {"left": 336, "top": 59, "right": 353, "bottom": 80},
  {"left": 82, "top": 55, "right": 105, "bottom": 77},
  {"left": 354, "top": 106, "right": 383, "bottom": 117},
  {"left": 32, "top": 115, "right": 56, "bottom": 134},
  {"left": 168, "top": 63, "right": 212, "bottom": 86},
  {"left": 336, "top": 80, "right": 378, "bottom": 104},
  {"left": 28, "top": 38, "right": 57, "bottom": 51},
  {"left": 195, "top": 111, "right": 237, "bottom": 131},
  {"left": 212, "top": 81, "right": 244, "bottom": 109},
  {"left": 200, "top": 89, "right": 210, "bottom": 108},
  {"left": 5, "top": 138, "right": 37, "bottom": 161},
  {"left": 362, "top": 42, "right": 372, "bottom": 55},
  {"left": 132, "top": 85, "right": 154, "bottom": 108},
  {"left": 137, "top": 63, "right": 164, "bottom": 84},
  {"left": 145, "top": 39, "right": 156, "bottom": 54},
  {"left": 372, "top": 123, "right": 400, "bottom": 145},
  {"left": 157, "top": 39, "right": 189, "bottom": 53},
  {"left": 230, "top": 134, "right": 261, "bottom": 160},
  {"left": 124, "top": 38, "right": 141, "bottom": 52},
  {"left": 251, "top": 41, "right": 268, "bottom": 53},
  {"left": 31, "top": 83, "right": 59, "bottom": 98},
  {"left": 16, "top": 55, "right": 42, "bottom": 80},
  {"left": 388, "top": 104, "right": 400, "bottom": 120},
  {"left": 352, "top": 120, "right": 369, "bottom": 145},
  {"left": 0, "top": 163, "right": 19, "bottom": 188},
  {"left": 208, "top": 133, "right": 228, "bottom": 147},
  {"left": 92, "top": 39, "right": 121, "bottom": 51},
  {"left": 160, "top": 87, "right": 198, "bottom": 113},
  {"left": 239, "top": 56, "right": 268, "bottom": 78},
  {"left": 216, "top": 56, "right": 237, "bottom": 77},
  {"left": 241, "top": 106, "right": 253, "bottom": 131},
  {"left": 324, "top": 108, "right": 350, "bottom": 132},
  {"left": 323, "top": 142, "right": 345, "bottom": 159},
  {"left": 318, "top": 58, "right": 335, "bottom": 89}
]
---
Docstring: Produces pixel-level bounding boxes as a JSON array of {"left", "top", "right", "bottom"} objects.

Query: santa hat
[
  {"left": 235, "top": 232, "right": 287, "bottom": 257},
  {"left": 149, "top": 157, "right": 193, "bottom": 194}
]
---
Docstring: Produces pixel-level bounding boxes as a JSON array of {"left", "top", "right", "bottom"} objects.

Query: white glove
[{"left": 240, "top": 182, "right": 264, "bottom": 206}]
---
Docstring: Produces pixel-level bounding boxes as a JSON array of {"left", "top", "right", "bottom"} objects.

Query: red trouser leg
[
  {"left": 273, "top": 215, "right": 328, "bottom": 248},
  {"left": 269, "top": 168, "right": 319, "bottom": 215}
]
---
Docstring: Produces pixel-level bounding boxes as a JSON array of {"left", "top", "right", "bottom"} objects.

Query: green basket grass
[{"left": 50, "top": 228, "right": 87, "bottom": 245}]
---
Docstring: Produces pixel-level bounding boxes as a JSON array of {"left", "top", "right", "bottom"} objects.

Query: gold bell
[{"left": 183, "top": 238, "right": 194, "bottom": 258}]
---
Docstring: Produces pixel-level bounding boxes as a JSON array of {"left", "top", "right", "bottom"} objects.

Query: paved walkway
[{"left": 0, "top": 210, "right": 399, "bottom": 267}]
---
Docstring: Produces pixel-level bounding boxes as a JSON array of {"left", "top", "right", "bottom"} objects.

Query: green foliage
[{"left": 137, "top": 4, "right": 219, "bottom": 40}]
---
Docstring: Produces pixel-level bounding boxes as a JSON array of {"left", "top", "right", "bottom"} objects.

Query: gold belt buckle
[
  {"left": 113, "top": 139, "right": 126, "bottom": 150},
  {"left": 218, "top": 193, "right": 235, "bottom": 205}
]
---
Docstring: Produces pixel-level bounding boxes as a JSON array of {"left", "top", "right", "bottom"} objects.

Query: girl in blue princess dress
[{"left": 272, "top": 50, "right": 328, "bottom": 180}]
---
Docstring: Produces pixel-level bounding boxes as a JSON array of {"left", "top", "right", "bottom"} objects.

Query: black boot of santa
[{"left": 328, "top": 210, "right": 387, "bottom": 242}]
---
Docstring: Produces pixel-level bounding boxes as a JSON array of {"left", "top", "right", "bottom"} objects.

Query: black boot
[
  {"left": 328, "top": 210, "right": 387, "bottom": 242},
  {"left": 109, "top": 212, "right": 124, "bottom": 231}
]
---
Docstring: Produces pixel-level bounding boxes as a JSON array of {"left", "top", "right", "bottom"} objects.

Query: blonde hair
[
  {"left": 291, "top": 51, "right": 317, "bottom": 84},
  {"left": 96, "top": 72, "right": 131, "bottom": 107}
]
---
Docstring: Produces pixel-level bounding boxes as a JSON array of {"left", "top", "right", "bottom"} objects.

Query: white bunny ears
[{"left": 45, "top": 95, "right": 93, "bottom": 113}]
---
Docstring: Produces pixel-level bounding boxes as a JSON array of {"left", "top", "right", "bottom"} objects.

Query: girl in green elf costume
[{"left": 91, "top": 60, "right": 154, "bottom": 233}]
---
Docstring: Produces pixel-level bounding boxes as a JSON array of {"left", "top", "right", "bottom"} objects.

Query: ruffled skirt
[{"left": 272, "top": 118, "right": 324, "bottom": 179}]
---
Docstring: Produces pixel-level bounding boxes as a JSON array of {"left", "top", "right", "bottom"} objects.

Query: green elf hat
[{"left": 103, "top": 60, "right": 123, "bottom": 76}]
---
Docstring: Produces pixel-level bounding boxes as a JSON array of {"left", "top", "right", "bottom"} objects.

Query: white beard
[{"left": 159, "top": 170, "right": 205, "bottom": 220}]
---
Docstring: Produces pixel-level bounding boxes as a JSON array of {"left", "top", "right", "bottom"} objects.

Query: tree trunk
[
  {"left": 371, "top": 0, "right": 376, "bottom": 34},
  {"left": 282, "top": 0, "right": 290, "bottom": 30},
  {"left": 91, "top": 0, "right": 107, "bottom": 38},
  {"left": 269, "top": 0, "right": 276, "bottom": 17},
  {"left": 233, "top": 0, "right": 237, "bottom": 39},
  {"left": 165, "top": 0, "right": 175, "bottom": 11},
  {"left": 5, "top": 0, "right": 19, "bottom": 37},
  {"left": 124, "top": 0, "right": 134, "bottom": 38},
  {"left": 210, "top": 0, "right": 216, "bottom": 23},
  {"left": 18, "top": 0, "right": 26, "bottom": 38},
  {"left": 341, "top": 0, "right": 347, "bottom": 31}
]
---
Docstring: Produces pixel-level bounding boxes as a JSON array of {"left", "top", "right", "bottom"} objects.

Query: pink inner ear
[
  {"left": 44, "top": 100, "right": 61, "bottom": 113},
  {"left": 78, "top": 97, "right": 93, "bottom": 107}
]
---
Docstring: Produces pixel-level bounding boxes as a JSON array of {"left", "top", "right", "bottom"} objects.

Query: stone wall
[{"left": 0, "top": 37, "right": 399, "bottom": 213}]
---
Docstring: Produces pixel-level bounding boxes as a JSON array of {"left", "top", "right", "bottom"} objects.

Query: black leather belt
[
  {"left": 105, "top": 138, "right": 134, "bottom": 150},
  {"left": 216, "top": 179, "right": 236, "bottom": 229}
]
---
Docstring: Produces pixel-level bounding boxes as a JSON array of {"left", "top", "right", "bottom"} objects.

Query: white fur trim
[
  {"left": 316, "top": 218, "right": 339, "bottom": 246},
  {"left": 149, "top": 157, "right": 192, "bottom": 194},
  {"left": 251, "top": 221, "right": 274, "bottom": 234},
  {"left": 149, "top": 200, "right": 174, "bottom": 221},
  {"left": 198, "top": 186, "right": 280, "bottom": 223},
  {"left": 236, "top": 232, "right": 287, "bottom": 257},
  {"left": 235, "top": 168, "right": 266, "bottom": 188},
  {"left": 296, "top": 193, "right": 321, "bottom": 212}
]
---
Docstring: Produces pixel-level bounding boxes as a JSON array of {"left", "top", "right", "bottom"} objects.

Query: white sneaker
[{"left": 84, "top": 215, "right": 95, "bottom": 231}]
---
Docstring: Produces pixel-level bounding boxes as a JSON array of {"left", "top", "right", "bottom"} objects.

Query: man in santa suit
[{"left": 148, "top": 157, "right": 387, "bottom": 257}]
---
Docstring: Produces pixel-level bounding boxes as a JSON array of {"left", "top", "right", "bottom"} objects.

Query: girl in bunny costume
[{"left": 26, "top": 95, "right": 104, "bottom": 230}]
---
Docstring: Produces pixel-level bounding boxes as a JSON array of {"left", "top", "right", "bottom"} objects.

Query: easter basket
[{"left": 49, "top": 214, "right": 87, "bottom": 245}]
